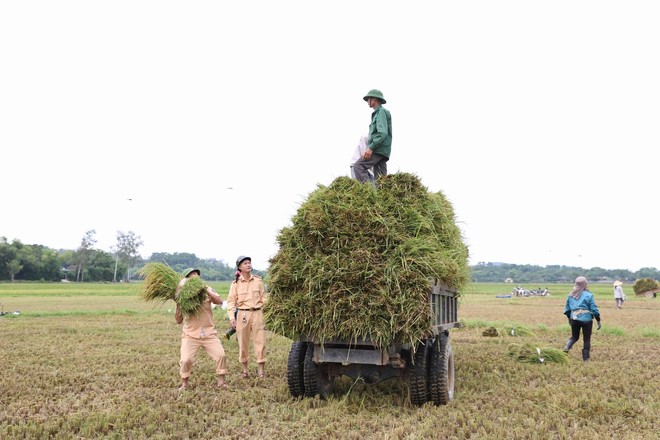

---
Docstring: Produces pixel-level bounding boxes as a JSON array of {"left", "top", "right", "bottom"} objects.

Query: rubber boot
[
  {"left": 582, "top": 349, "right": 590, "bottom": 362},
  {"left": 563, "top": 339, "right": 575, "bottom": 353}
]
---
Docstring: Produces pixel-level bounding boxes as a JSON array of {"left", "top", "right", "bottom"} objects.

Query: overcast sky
[{"left": 1, "top": 1, "right": 658, "bottom": 272}]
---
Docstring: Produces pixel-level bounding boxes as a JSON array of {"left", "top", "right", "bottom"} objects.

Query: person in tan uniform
[
  {"left": 175, "top": 268, "right": 228, "bottom": 390},
  {"left": 226, "top": 256, "right": 267, "bottom": 378}
]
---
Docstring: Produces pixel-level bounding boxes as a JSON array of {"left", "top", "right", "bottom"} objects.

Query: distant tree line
[
  {"left": 0, "top": 233, "right": 263, "bottom": 283},
  {"left": 471, "top": 262, "right": 659, "bottom": 284},
  {"left": 2, "top": 233, "right": 654, "bottom": 284}
]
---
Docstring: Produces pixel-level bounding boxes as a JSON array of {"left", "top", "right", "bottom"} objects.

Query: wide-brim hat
[
  {"left": 363, "top": 89, "right": 386, "bottom": 104},
  {"left": 613, "top": 280, "right": 623, "bottom": 286},
  {"left": 183, "top": 268, "right": 201, "bottom": 278}
]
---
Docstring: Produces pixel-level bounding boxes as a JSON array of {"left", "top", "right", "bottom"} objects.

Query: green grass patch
[
  {"left": 461, "top": 318, "right": 535, "bottom": 336},
  {"left": 460, "top": 318, "right": 491, "bottom": 328},
  {"left": 639, "top": 327, "right": 660, "bottom": 338},
  {"left": 601, "top": 326, "right": 626, "bottom": 336},
  {"left": 0, "top": 281, "right": 232, "bottom": 298},
  {"left": 535, "top": 323, "right": 549, "bottom": 332},
  {"left": 5, "top": 309, "right": 151, "bottom": 318}
]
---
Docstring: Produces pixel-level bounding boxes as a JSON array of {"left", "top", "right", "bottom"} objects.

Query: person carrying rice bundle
[{"left": 175, "top": 268, "right": 228, "bottom": 390}]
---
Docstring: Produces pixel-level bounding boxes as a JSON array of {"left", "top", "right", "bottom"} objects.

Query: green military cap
[
  {"left": 363, "top": 89, "right": 386, "bottom": 104},
  {"left": 183, "top": 268, "right": 201, "bottom": 277}
]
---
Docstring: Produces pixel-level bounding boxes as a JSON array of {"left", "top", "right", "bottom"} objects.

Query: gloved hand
[{"left": 597, "top": 321, "right": 602, "bottom": 331}]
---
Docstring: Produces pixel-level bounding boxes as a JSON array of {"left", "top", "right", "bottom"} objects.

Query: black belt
[{"left": 238, "top": 307, "right": 261, "bottom": 311}]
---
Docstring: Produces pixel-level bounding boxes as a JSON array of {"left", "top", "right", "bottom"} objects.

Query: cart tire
[
  {"left": 409, "top": 340, "right": 429, "bottom": 406},
  {"left": 287, "top": 341, "right": 308, "bottom": 397},
  {"left": 303, "top": 344, "right": 334, "bottom": 398},
  {"left": 429, "top": 333, "right": 455, "bottom": 405}
]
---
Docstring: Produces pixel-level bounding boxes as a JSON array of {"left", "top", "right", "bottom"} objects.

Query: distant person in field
[
  {"left": 226, "top": 256, "right": 268, "bottom": 378},
  {"left": 613, "top": 280, "right": 625, "bottom": 309},
  {"left": 563, "top": 276, "right": 601, "bottom": 362},
  {"left": 353, "top": 89, "right": 392, "bottom": 183},
  {"left": 350, "top": 135, "right": 374, "bottom": 181},
  {"left": 175, "top": 268, "right": 228, "bottom": 390}
]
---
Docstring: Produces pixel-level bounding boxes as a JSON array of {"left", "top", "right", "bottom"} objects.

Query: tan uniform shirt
[
  {"left": 227, "top": 274, "right": 266, "bottom": 319},
  {"left": 175, "top": 277, "right": 221, "bottom": 338},
  {"left": 181, "top": 295, "right": 217, "bottom": 338}
]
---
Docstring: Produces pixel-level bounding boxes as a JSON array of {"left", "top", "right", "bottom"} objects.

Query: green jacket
[{"left": 367, "top": 105, "right": 392, "bottom": 158}]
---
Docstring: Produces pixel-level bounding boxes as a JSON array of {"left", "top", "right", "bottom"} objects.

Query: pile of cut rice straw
[
  {"left": 265, "top": 173, "right": 470, "bottom": 348},
  {"left": 508, "top": 343, "right": 569, "bottom": 364}
]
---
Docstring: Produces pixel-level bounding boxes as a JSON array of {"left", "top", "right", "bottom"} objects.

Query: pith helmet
[
  {"left": 183, "top": 268, "right": 201, "bottom": 277},
  {"left": 363, "top": 89, "right": 386, "bottom": 104},
  {"left": 236, "top": 256, "right": 251, "bottom": 268}
]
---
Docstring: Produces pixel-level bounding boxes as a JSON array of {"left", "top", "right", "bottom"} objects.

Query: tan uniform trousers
[
  {"left": 180, "top": 335, "right": 227, "bottom": 378},
  {"left": 236, "top": 309, "right": 266, "bottom": 364}
]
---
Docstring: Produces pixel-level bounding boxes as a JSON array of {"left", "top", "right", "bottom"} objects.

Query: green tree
[
  {"left": 86, "top": 250, "right": 117, "bottom": 281},
  {"left": 15, "top": 244, "right": 37, "bottom": 280},
  {"left": 637, "top": 267, "right": 659, "bottom": 279},
  {"left": 114, "top": 231, "right": 143, "bottom": 282},
  {"left": 76, "top": 230, "right": 97, "bottom": 282},
  {"left": 0, "top": 237, "right": 17, "bottom": 279},
  {"left": 38, "top": 248, "right": 62, "bottom": 281},
  {"left": 6, "top": 259, "right": 23, "bottom": 282}
]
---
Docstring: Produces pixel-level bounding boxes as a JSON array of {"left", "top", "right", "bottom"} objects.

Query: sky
[{"left": 1, "top": 1, "right": 658, "bottom": 272}]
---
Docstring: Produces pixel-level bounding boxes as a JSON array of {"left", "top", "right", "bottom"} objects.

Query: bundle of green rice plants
[
  {"left": 265, "top": 173, "right": 470, "bottom": 348},
  {"left": 507, "top": 343, "right": 569, "bottom": 364},
  {"left": 177, "top": 276, "right": 207, "bottom": 318},
  {"left": 482, "top": 327, "right": 499, "bottom": 337},
  {"left": 138, "top": 262, "right": 180, "bottom": 304}
]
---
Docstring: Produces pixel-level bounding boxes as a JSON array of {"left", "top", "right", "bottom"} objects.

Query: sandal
[
  {"left": 241, "top": 371, "right": 249, "bottom": 378},
  {"left": 217, "top": 382, "right": 228, "bottom": 389}
]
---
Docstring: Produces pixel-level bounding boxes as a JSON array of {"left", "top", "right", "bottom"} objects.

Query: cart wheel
[
  {"left": 409, "top": 339, "right": 429, "bottom": 406},
  {"left": 302, "top": 344, "right": 334, "bottom": 399},
  {"left": 287, "top": 341, "right": 308, "bottom": 397},
  {"left": 429, "top": 333, "right": 455, "bottom": 405}
]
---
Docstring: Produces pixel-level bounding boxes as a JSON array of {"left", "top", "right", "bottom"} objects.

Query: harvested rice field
[{"left": 1, "top": 282, "right": 657, "bottom": 439}]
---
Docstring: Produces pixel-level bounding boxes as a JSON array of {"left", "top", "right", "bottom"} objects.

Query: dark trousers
[
  {"left": 570, "top": 319, "right": 593, "bottom": 350},
  {"left": 353, "top": 153, "right": 388, "bottom": 183}
]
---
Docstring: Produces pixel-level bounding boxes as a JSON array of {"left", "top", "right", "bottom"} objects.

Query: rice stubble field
[{"left": 0, "top": 282, "right": 657, "bottom": 439}]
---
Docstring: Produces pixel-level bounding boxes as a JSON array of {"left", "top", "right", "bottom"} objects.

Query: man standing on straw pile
[
  {"left": 227, "top": 256, "right": 267, "bottom": 378},
  {"left": 353, "top": 89, "right": 392, "bottom": 183},
  {"left": 175, "top": 268, "right": 228, "bottom": 390},
  {"left": 563, "top": 276, "right": 601, "bottom": 362}
]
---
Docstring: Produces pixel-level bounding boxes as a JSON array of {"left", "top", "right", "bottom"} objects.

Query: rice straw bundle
[
  {"left": 138, "top": 262, "right": 180, "bottom": 304},
  {"left": 507, "top": 343, "right": 569, "bottom": 364},
  {"left": 265, "top": 173, "right": 470, "bottom": 348},
  {"left": 482, "top": 327, "right": 499, "bottom": 337},
  {"left": 138, "top": 263, "right": 209, "bottom": 318},
  {"left": 177, "top": 276, "right": 208, "bottom": 318}
]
